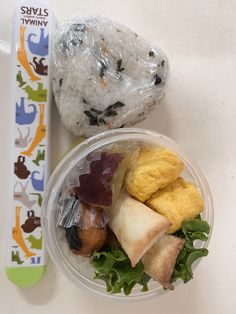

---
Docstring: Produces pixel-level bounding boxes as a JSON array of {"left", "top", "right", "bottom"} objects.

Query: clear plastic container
[{"left": 42, "top": 128, "right": 214, "bottom": 301}]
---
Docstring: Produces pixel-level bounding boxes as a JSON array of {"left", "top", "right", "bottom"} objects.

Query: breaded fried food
[
  {"left": 146, "top": 177, "right": 204, "bottom": 233},
  {"left": 108, "top": 193, "right": 171, "bottom": 267},
  {"left": 125, "top": 147, "right": 184, "bottom": 202},
  {"left": 142, "top": 234, "right": 185, "bottom": 289}
]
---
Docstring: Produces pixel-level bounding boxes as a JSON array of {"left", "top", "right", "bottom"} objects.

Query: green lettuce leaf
[
  {"left": 91, "top": 217, "right": 210, "bottom": 293},
  {"left": 91, "top": 246, "right": 150, "bottom": 295},
  {"left": 172, "top": 216, "right": 210, "bottom": 284}
]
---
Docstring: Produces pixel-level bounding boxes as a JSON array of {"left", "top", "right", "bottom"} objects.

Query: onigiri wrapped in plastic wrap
[{"left": 53, "top": 16, "right": 169, "bottom": 137}]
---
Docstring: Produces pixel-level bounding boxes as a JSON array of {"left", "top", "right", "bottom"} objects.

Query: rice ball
[{"left": 53, "top": 16, "right": 169, "bottom": 137}]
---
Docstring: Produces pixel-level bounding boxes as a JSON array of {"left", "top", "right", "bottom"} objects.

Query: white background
[{"left": 0, "top": 0, "right": 235, "bottom": 313}]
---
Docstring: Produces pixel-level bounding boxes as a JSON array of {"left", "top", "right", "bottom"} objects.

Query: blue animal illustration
[
  {"left": 27, "top": 28, "right": 48, "bottom": 57},
  {"left": 31, "top": 168, "right": 45, "bottom": 191},
  {"left": 31, "top": 256, "right": 41, "bottom": 264},
  {"left": 16, "top": 97, "right": 37, "bottom": 125}
]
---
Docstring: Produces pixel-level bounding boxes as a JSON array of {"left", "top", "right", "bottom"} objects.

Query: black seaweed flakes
[
  {"left": 71, "top": 23, "right": 87, "bottom": 33},
  {"left": 161, "top": 60, "right": 165, "bottom": 67},
  {"left": 99, "top": 118, "right": 106, "bottom": 125},
  {"left": 71, "top": 39, "right": 77, "bottom": 46},
  {"left": 60, "top": 24, "right": 84, "bottom": 51},
  {"left": 104, "top": 102, "right": 125, "bottom": 117},
  {"left": 84, "top": 109, "right": 107, "bottom": 126},
  {"left": 84, "top": 102, "right": 125, "bottom": 125},
  {"left": 154, "top": 74, "right": 162, "bottom": 85},
  {"left": 91, "top": 108, "right": 103, "bottom": 115},
  {"left": 59, "top": 78, "right": 63, "bottom": 86},
  {"left": 112, "top": 101, "right": 125, "bottom": 109},
  {"left": 84, "top": 111, "right": 99, "bottom": 126},
  {"left": 65, "top": 226, "right": 82, "bottom": 251},
  {"left": 105, "top": 110, "right": 117, "bottom": 117},
  {"left": 116, "top": 59, "right": 125, "bottom": 73},
  {"left": 149, "top": 51, "right": 155, "bottom": 57},
  {"left": 61, "top": 36, "right": 82, "bottom": 51}
]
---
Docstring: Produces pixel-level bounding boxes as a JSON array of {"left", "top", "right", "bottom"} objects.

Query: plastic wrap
[
  {"left": 56, "top": 141, "right": 137, "bottom": 222},
  {"left": 52, "top": 15, "right": 169, "bottom": 137},
  {"left": 57, "top": 191, "right": 109, "bottom": 230},
  {"left": 57, "top": 179, "right": 110, "bottom": 257}
]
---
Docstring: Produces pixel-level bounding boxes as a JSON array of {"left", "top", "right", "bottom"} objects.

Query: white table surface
[{"left": 0, "top": 0, "right": 235, "bottom": 313}]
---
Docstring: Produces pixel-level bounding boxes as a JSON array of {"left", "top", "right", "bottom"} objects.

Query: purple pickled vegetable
[{"left": 74, "top": 152, "right": 124, "bottom": 206}]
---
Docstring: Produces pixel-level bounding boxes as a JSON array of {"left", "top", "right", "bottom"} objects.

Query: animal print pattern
[{"left": 9, "top": 5, "right": 52, "bottom": 268}]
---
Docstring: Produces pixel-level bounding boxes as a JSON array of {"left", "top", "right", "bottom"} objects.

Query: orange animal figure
[
  {"left": 21, "top": 104, "right": 46, "bottom": 157},
  {"left": 12, "top": 206, "right": 36, "bottom": 258},
  {"left": 17, "top": 26, "right": 41, "bottom": 82}
]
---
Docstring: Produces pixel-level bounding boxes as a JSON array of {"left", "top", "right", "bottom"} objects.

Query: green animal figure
[
  {"left": 11, "top": 250, "right": 24, "bottom": 265},
  {"left": 23, "top": 83, "right": 47, "bottom": 102},
  {"left": 26, "top": 233, "right": 42, "bottom": 250},
  {"left": 16, "top": 70, "right": 26, "bottom": 87},
  {"left": 33, "top": 149, "right": 45, "bottom": 166},
  {"left": 30, "top": 193, "right": 43, "bottom": 206}
]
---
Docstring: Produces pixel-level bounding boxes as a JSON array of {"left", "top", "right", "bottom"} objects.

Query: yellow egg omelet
[
  {"left": 146, "top": 177, "right": 204, "bottom": 233},
  {"left": 125, "top": 147, "right": 184, "bottom": 202}
]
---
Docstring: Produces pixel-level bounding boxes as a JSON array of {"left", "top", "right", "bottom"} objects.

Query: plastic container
[{"left": 42, "top": 128, "right": 214, "bottom": 301}]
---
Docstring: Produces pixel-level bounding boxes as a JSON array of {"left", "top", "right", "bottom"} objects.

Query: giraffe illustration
[
  {"left": 21, "top": 104, "right": 46, "bottom": 157},
  {"left": 12, "top": 206, "right": 36, "bottom": 258},
  {"left": 17, "top": 26, "right": 41, "bottom": 82}
]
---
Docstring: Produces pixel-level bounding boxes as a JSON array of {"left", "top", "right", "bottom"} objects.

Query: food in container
[{"left": 42, "top": 129, "right": 213, "bottom": 298}]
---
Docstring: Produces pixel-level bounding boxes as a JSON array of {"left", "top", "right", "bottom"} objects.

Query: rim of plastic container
[{"left": 42, "top": 128, "right": 214, "bottom": 301}]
